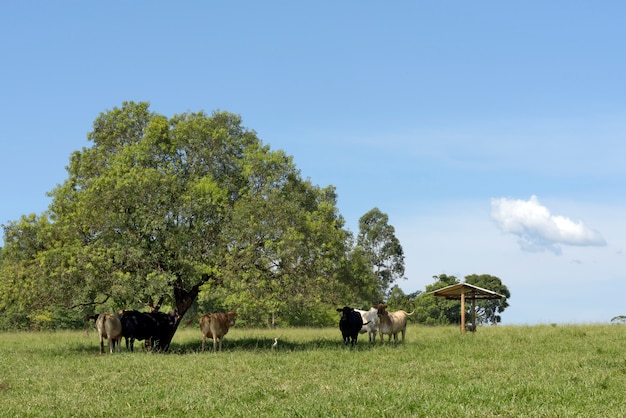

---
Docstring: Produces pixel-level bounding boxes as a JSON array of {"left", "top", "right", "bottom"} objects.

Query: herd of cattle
[
  {"left": 94, "top": 309, "right": 179, "bottom": 354},
  {"left": 94, "top": 304, "right": 414, "bottom": 354},
  {"left": 337, "top": 303, "right": 415, "bottom": 347},
  {"left": 94, "top": 309, "right": 237, "bottom": 354}
]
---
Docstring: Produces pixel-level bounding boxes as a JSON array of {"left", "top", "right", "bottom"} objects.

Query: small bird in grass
[{"left": 272, "top": 338, "right": 278, "bottom": 349}]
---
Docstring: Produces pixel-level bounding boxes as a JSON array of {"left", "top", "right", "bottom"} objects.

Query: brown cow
[
  {"left": 95, "top": 313, "right": 123, "bottom": 354},
  {"left": 376, "top": 304, "right": 415, "bottom": 343},
  {"left": 200, "top": 311, "right": 237, "bottom": 352}
]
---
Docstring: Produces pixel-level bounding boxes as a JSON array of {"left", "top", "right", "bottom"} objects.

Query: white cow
[{"left": 354, "top": 307, "right": 379, "bottom": 342}]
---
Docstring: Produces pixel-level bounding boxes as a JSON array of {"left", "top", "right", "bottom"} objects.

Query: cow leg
[
  {"left": 401, "top": 329, "right": 406, "bottom": 342},
  {"left": 125, "top": 337, "right": 135, "bottom": 352},
  {"left": 99, "top": 337, "right": 105, "bottom": 355},
  {"left": 111, "top": 337, "right": 120, "bottom": 353},
  {"left": 202, "top": 335, "right": 206, "bottom": 352}
]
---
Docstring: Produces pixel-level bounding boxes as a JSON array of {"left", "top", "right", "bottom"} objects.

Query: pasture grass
[{"left": 1, "top": 324, "right": 625, "bottom": 417}]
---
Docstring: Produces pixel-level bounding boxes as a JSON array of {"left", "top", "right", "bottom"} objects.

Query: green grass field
[{"left": 1, "top": 324, "right": 625, "bottom": 417}]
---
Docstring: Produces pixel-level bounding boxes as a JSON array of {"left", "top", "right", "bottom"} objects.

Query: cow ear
[{"left": 336, "top": 308, "right": 342, "bottom": 312}]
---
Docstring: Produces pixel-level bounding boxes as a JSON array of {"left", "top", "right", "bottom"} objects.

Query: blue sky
[{"left": 2, "top": 2, "right": 625, "bottom": 324}]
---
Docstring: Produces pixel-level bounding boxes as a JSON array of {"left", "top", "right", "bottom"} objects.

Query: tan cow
[
  {"left": 95, "top": 313, "right": 123, "bottom": 354},
  {"left": 200, "top": 311, "right": 237, "bottom": 352},
  {"left": 376, "top": 304, "right": 415, "bottom": 343}
]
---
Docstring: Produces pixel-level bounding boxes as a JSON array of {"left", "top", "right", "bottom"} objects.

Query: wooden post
[
  {"left": 471, "top": 297, "right": 476, "bottom": 329},
  {"left": 460, "top": 292, "right": 465, "bottom": 333}
]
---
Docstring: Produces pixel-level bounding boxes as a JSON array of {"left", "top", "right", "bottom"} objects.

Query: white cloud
[{"left": 490, "top": 195, "right": 606, "bottom": 254}]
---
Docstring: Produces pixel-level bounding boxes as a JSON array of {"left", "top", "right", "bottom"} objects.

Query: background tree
[
  {"left": 338, "top": 243, "right": 380, "bottom": 308},
  {"left": 0, "top": 102, "right": 354, "bottom": 335},
  {"left": 356, "top": 208, "right": 405, "bottom": 300},
  {"left": 414, "top": 274, "right": 461, "bottom": 325},
  {"left": 0, "top": 214, "right": 53, "bottom": 329},
  {"left": 386, "top": 285, "right": 421, "bottom": 312},
  {"left": 413, "top": 273, "right": 511, "bottom": 326},
  {"left": 464, "top": 274, "right": 510, "bottom": 324}
]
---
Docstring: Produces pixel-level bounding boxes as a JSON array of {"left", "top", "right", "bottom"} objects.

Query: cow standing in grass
[
  {"left": 118, "top": 310, "right": 154, "bottom": 351},
  {"left": 118, "top": 309, "right": 177, "bottom": 352},
  {"left": 95, "top": 313, "right": 122, "bottom": 354},
  {"left": 337, "top": 306, "right": 369, "bottom": 347},
  {"left": 200, "top": 311, "right": 237, "bottom": 352},
  {"left": 376, "top": 304, "right": 415, "bottom": 343},
  {"left": 355, "top": 307, "right": 380, "bottom": 343}
]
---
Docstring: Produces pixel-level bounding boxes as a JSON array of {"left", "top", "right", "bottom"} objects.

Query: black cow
[
  {"left": 336, "top": 306, "right": 369, "bottom": 346},
  {"left": 118, "top": 310, "right": 177, "bottom": 352},
  {"left": 148, "top": 310, "right": 177, "bottom": 351},
  {"left": 118, "top": 310, "right": 155, "bottom": 351}
]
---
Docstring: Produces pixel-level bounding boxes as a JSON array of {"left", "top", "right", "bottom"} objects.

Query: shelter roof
[{"left": 430, "top": 282, "right": 505, "bottom": 300}]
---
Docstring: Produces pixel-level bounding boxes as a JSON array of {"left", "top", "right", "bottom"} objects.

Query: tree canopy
[
  {"left": 356, "top": 207, "right": 405, "bottom": 301},
  {"left": 464, "top": 274, "right": 510, "bottom": 324},
  {"left": 0, "top": 102, "right": 360, "bottom": 334}
]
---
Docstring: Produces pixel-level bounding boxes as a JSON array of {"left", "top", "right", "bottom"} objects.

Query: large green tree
[
  {"left": 356, "top": 207, "right": 405, "bottom": 300},
  {"left": 0, "top": 102, "right": 353, "bottom": 335},
  {"left": 464, "top": 274, "right": 510, "bottom": 324}
]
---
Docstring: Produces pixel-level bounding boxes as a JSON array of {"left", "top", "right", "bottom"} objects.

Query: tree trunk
[
  {"left": 173, "top": 282, "right": 202, "bottom": 325},
  {"left": 158, "top": 273, "right": 214, "bottom": 351}
]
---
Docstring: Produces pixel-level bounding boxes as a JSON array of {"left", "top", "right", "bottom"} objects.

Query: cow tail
[{"left": 407, "top": 301, "right": 416, "bottom": 316}]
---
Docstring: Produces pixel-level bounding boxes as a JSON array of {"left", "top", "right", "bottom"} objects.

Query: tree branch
[{"left": 67, "top": 295, "right": 111, "bottom": 310}]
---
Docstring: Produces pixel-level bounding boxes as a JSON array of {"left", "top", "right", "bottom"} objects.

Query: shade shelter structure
[{"left": 431, "top": 283, "right": 505, "bottom": 332}]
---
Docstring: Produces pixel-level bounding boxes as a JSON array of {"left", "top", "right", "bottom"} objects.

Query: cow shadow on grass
[
  {"left": 75, "top": 336, "right": 402, "bottom": 355},
  {"left": 168, "top": 337, "right": 387, "bottom": 354}
]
